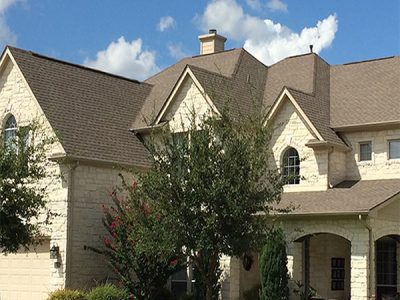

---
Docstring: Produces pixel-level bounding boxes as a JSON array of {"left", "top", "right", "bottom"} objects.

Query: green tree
[
  {"left": 91, "top": 178, "right": 184, "bottom": 300},
  {"left": 138, "top": 110, "right": 284, "bottom": 300},
  {"left": 260, "top": 228, "right": 289, "bottom": 300},
  {"left": 0, "top": 121, "right": 56, "bottom": 253}
]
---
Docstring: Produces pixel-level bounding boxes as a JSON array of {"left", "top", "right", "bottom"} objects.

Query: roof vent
[
  {"left": 198, "top": 29, "right": 227, "bottom": 55},
  {"left": 309, "top": 45, "right": 314, "bottom": 53}
]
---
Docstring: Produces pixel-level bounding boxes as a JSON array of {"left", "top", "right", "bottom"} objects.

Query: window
[
  {"left": 388, "top": 139, "right": 400, "bottom": 159},
  {"left": 331, "top": 257, "right": 345, "bottom": 290},
  {"left": 170, "top": 264, "right": 194, "bottom": 298},
  {"left": 359, "top": 141, "right": 372, "bottom": 161},
  {"left": 282, "top": 147, "right": 300, "bottom": 184},
  {"left": 4, "top": 115, "right": 17, "bottom": 148}
]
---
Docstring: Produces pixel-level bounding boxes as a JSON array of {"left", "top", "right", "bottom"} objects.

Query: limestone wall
[
  {"left": 270, "top": 99, "right": 328, "bottom": 192},
  {"left": 343, "top": 128, "right": 400, "bottom": 180},
  {"left": 0, "top": 56, "right": 68, "bottom": 293}
]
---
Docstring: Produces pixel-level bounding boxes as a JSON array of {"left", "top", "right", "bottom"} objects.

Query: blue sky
[{"left": 1, "top": 0, "right": 399, "bottom": 80}]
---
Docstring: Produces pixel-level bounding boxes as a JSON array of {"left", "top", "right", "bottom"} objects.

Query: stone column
[
  {"left": 220, "top": 255, "right": 241, "bottom": 300},
  {"left": 350, "top": 235, "right": 370, "bottom": 300}
]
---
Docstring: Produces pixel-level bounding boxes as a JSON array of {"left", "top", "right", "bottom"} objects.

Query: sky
[{"left": 1, "top": 0, "right": 399, "bottom": 80}]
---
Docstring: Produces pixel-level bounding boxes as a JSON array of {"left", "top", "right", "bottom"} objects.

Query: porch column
[
  {"left": 351, "top": 234, "right": 370, "bottom": 300},
  {"left": 220, "top": 255, "right": 241, "bottom": 300}
]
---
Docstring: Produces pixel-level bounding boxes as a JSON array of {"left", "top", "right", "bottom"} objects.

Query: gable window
[
  {"left": 359, "top": 141, "right": 372, "bottom": 161},
  {"left": 388, "top": 139, "right": 400, "bottom": 159},
  {"left": 282, "top": 147, "right": 300, "bottom": 184},
  {"left": 4, "top": 115, "right": 17, "bottom": 148}
]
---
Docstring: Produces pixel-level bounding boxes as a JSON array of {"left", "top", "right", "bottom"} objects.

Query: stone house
[{"left": 0, "top": 30, "right": 399, "bottom": 300}]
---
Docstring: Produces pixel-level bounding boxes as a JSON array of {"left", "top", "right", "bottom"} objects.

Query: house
[{"left": 0, "top": 30, "right": 399, "bottom": 300}]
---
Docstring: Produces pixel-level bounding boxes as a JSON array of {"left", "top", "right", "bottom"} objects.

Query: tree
[
  {"left": 91, "top": 177, "right": 184, "bottom": 300},
  {"left": 259, "top": 228, "right": 289, "bottom": 300},
  {"left": 0, "top": 121, "right": 56, "bottom": 253},
  {"left": 137, "top": 109, "right": 284, "bottom": 300}
]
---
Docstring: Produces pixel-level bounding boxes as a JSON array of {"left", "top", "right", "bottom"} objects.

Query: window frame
[
  {"left": 331, "top": 257, "right": 345, "bottom": 291},
  {"left": 3, "top": 114, "right": 17, "bottom": 149},
  {"left": 359, "top": 141, "right": 372, "bottom": 162},
  {"left": 281, "top": 147, "right": 300, "bottom": 185},
  {"left": 388, "top": 139, "right": 400, "bottom": 160}
]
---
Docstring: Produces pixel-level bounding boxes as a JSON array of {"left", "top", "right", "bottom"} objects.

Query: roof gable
[{"left": 7, "top": 46, "right": 152, "bottom": 167}]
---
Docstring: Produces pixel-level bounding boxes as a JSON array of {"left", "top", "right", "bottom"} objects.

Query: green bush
[
  {"left": 86, "top": 283, "right": 128, "bottom": 300},
  {"left": 155, "top": 288, "right": 174, "bottom": 300},
  {"left": 47, "top": 289, "right": 86, "bottom": 300},
  {"left": 260, "top": 228, "right": 289, "bottom": 300}
]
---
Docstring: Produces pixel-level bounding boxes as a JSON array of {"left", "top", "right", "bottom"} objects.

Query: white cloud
[
  {"left": 0, "top": 0, "right": 19, "bottom": 48},
  {"left": 267, "top": 0, "right": 287, "bottom": 12},
  {"left": 168, "top": 43, "right": 189, "bottom": 60},
  {"left": 246, "top": 0, "right": 261, "bottom": 10},
  {"left": 84, "top": 36, "right": 160, "bottom": 81},
  {"left": 199, "top": 0, "right": 338, "bottom": 65},
  {"left": 157, "top": 16, "right": 176, "bottom": 32}
]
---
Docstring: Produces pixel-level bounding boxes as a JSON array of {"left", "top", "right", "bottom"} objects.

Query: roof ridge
[
  {"left": 268, "top": 52, "right": 315, "bottom": 68},
  {"left": 190, "top": 47, "right": 239, "bottom": 59},
  {"left": 7, "top": 45, "right": 148, "bottom": 86},
  {"left": 335, "top": 55, "right": 397, "bottom": 66},
  {"left": 187, "top": 63, "right": 232, "bottom": 79}
]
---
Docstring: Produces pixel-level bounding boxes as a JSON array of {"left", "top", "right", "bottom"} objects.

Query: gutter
[
  {"left": 65, "top": 160, "right": 78, "bottom": 288},
  {"left": 359, "top": 214, "right": 373, "bottom": 300}
]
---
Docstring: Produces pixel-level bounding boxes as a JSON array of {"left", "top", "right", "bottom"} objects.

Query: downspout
[
  {"left": 65, "top": 161, "right": 78, "bottom": 288},
  {"left": 359, "top": 214, "right": 373, "bottom": 299}
]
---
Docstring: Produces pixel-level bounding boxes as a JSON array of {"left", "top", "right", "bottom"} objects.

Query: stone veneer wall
[
  {"left": 343, "top": 128, "right": 400, "bottom": 180},
  {"left": 270, "top": 99, "right": 328, "bottom": 192},
  {"left": 0, "top": 57, "right": 68, "bottom": 292},
  {"left": 67, "top": 163, "right": 131, "bottom": 289}
]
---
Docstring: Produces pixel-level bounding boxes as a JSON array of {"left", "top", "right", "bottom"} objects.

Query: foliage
[
  {"left": 179, "top": 294, "right": 195, "bottom": 300},
  {"left": 154, "top": 288, "right": 174, "bottom": 300},
  {"left": 47, "top": 289, "right": 86, "bottom": 300},
  {"left": 86, "top": 283, "right": 129, "bottom": 300},
  {"left": 293, "top": 281, "right": 318, "bottom": 300},
  {"left": 90, "top": 180, "right": 184, "bottom": 300},
  {"left": 260, "top": 228, "right": 289, "bottom": 300},
  {"left": 138, "top": 109, "right": 283, "bottom": 300},
  {"left": 243, "top": 284, "right": 261, "bottom": 300},
  {"left": 0, "top": 121, "right": 56, "bottom": 253}
]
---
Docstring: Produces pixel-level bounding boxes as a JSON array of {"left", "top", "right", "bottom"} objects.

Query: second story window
[
  {"left": 388, "top": 139, "right": 400, "bottom": 160},
  {"left": 4, "top": 115, "right": 17, "bottom": 149},
  {"left": 282, "top": 147, "right": 300, "bottom": 185},
  {"left": 359, "top": 141, "right": 372, "bottom": 161}
]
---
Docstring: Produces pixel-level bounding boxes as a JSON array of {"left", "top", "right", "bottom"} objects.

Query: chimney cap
[{"left": 209, "top": 29, "right": 217, "bottom": 34}]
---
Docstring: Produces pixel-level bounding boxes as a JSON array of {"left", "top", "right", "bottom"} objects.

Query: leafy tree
[
  {"left": 90, "top": 178, "right": 184, "bottom": 300},
  {"left": 137, "top": 110, "right": 284, "bottom": 300},
  {"left": 0, "top": 121, "right": 56, "bottom": 253},
  {"left": 260, "top": 228, "right": 289, "bottom": 300}
]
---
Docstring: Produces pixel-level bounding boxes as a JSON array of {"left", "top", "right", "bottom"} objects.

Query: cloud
[
  {"left": 84, "top": 36, "right": 159, "bottom": 81},
  {"left": 157, "top": 16, "right": 176, "bottom": 32},
  {"left": 168, "top": 43, "right": 189, "bottom": 60},
  {"left": 0, "top": 0, "right": 19, "bottom": 48},
  {"left": 199, "top": 0, "right": 338, "bottom": 65},
  {"left": 246, "top": 0, "right": 261, "bottom": 10},
  {"left": 267, "top": 0, "right": 287, "bottom": 12}
]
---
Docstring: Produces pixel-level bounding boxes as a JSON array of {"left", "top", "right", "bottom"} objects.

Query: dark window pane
[
  {"left": 388, "top": 139, "right": 400, "bottom": 159},
  {"left": 359, "top": 142, "right": 372, "bottom": 161}
]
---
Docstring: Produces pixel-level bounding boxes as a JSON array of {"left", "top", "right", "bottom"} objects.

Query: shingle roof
[
  {"left": 275, "top": 179, "right": 400, "bottom": 215},
  {"left": 7, "top": 47, "right": 151, "bottom": 168},
  {"left": 330, "top": 56, "right": 400, "bottom": 127}
]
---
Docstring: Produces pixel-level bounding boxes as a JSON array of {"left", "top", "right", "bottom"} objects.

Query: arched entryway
[
  {"left": 375, "top": 235, "right": 400, "bottom": 300},
  {"left": 292, "top": 233, "right": 351, "bottom": 300}
]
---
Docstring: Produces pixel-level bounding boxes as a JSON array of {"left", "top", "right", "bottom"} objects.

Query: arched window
[
  {"left": 4, "top": 115, "right": 17, "bottom": 148},
  {"left": 282, "top": 147, "right": 300, "bottom": 184}
]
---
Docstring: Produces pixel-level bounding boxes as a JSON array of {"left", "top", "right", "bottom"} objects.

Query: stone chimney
[{"left": 198, "top": 29, "right": 227, "bottom": 55}]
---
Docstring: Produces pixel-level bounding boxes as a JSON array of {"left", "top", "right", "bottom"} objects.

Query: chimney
[{"left": 198, "top": 29, "right": 227, "bottom": 55}]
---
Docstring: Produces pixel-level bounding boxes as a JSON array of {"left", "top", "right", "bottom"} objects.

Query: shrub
[
  {"left": 47, "top": 289, "right": 86, "bottom": 300},
  {"left": 260, "top": 228, "right": 289, "bottom": 300},
  {"left": 86, "top": 283, "right": 128, "bottom": 300}
]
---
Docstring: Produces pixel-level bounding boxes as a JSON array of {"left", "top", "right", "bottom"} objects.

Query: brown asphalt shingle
[
  {"left": 8, "top": 47, "right": 152, "bottom": 168},
  {"left": 276, "top": 179, "right": 400, "bottom": 215}
]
